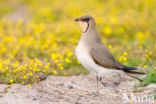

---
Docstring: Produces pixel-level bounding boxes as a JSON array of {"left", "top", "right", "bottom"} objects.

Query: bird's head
[{"left": 75, "top": 14, "right": 96, "bottom": 33}]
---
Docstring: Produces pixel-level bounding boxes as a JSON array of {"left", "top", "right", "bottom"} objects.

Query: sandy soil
[{"left": 0, "top": 73, "right": 155, "bottom": 104}]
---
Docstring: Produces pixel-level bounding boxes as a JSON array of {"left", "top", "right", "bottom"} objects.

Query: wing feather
[{"left": 90, "top": 44, "right": 124, "bottom": 69}]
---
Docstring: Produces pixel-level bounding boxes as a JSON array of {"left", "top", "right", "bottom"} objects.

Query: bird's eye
[{"left": 83, "top": 18, "right": 90, "bottom": 22}]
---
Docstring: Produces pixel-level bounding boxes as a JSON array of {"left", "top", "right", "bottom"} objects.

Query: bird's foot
[{"left": 87, "top": 90, "right": 100, "bottom": 97}]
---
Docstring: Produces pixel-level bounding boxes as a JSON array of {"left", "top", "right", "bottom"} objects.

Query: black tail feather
[
  {"left": 121, "top": 66, "right": 146, "bottom": 74},
  {"left": 122, "top": 66, "right": 137, "bottom": 71},
  {"left": 125, "top": 70, "right": 146, "bottom": 74}
]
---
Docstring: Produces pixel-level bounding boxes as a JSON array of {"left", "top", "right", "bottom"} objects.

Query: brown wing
[{"left": 90, "top": 44, "right": 124, "bottom": 69}]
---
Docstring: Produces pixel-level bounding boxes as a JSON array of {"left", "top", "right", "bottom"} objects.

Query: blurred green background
[{"left": 0, "top": 0, "right": 155, "bottom": 85}]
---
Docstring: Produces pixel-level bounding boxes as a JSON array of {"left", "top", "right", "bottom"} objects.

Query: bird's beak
[{"left": 74, "top": 18, "right": 82, "bottom": 22}]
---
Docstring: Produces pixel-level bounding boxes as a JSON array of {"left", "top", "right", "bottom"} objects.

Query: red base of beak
[{"left": 75, "top": 18, "right": 83, "bottom": 22}]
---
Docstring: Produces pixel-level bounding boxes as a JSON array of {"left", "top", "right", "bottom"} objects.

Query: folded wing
[{"left": 90, "top": 44, "right": 124, "bottom": 69}]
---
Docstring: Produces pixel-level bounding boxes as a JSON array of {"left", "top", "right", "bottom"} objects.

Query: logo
[{"left": 122, "top": 93, "right": 155, "bottom": 103}]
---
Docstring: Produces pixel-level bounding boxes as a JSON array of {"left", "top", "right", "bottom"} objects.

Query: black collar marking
[{"left": 82, "top": 22, "right": 89, "bottom": 33}]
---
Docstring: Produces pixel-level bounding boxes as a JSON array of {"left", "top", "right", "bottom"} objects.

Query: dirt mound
[{"left": 0, "top": 74, "right": 155, "bottom": 104}]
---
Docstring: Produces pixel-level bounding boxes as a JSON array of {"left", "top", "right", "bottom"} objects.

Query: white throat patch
[{"left": 78, "top": 22, "right": 89, "bottom": 32}]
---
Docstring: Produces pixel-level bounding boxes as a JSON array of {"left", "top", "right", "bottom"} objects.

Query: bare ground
[{"left": 0, "top": 73, "right": 155, "bottom": 104}]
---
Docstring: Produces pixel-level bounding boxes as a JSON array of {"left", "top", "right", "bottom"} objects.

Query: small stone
[
  {"left": 33, "top": 98, "right": 37, "bottom": 100},
  {"left": 63, "top": 82, "right": 75, "bottom": 89},
  {"left": 68, "top": 85, "right": 73, "bottom": 89}
]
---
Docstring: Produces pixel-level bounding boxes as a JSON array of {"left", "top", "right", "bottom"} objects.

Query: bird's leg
[
  {"left": 99, "top": 76, "right": 102, "bottom": 82},
  {"left": 96, "top": 76, "right": 102, "bottom": 92},
  {"left": 95, "top": 75, "right": 100, "bottom": 95},
  {"left": 86, "top": 75, "right": 101, "bottom": 96}
]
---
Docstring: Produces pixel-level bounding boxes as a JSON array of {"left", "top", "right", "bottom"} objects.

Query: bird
[{"left": 74, "top": 14, "right": 145, "bottom": 95}]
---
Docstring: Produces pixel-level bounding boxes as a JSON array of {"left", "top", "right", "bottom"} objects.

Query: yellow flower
[
  {"left": 0, "top": 62, "right": 3, "bottom": 69},
  {"left": 108, "top": 45, "right": 112, "bottom": 49},
  {"left": 154, "top": 66, "right": 156, "bottom": 70},
  {"left": 54, "top": 60, "right": 58, "bottom": 63},
  {"left": 52, "top": 69, "right": 57, "bottom": 75},
  {"left": 44, "top": 65, "right": 49, "bottom": 69},
  {"left": 65, "top": 58, "right": 70, "bottom": 63},
  {"left": 47, "top": 62, "right": 51, "bottom": 66},
  {"left": 51, "top": 52, "right": 60, "bottom": 60},
  {"left": 57, "top": 64, "right": 62, "bottom": 67},
  {"left": 145, "top": 54, "right": 149, "bottom": 59},
  {"left": 8, "top": 85, "right": 11, "bottom": 88},
  {"left": 23, "top": 75, "right": 27, "bottom": 79},
  {"left": 36, "top": 75, "right": 39, "bottom": 78},
  {"left": 10, "top": 79, "right": 13, "bottom": 83},
  {"left": 13, "top": 70, "right": 16, "bottom": 73},
  {"left": 67, "top": 52, "right": 73, "bottom": 57},
  {"left": 119, "top": 57, "right": 122, "bottom": 62},
  {"left": 5, "top": 66, "right": 9, "bottom": 70},
  {"left": 28, "top": 84, "right": 31, "bottom": 87},
  {"left": 22, "top": 81, "right": 25, "bottom": 85},
  {"left": 148, "top": 51, "right": 152, "bottom": 55},
  {"left": 144, "top": 65, "right": 147, "bottom": 68},
  {"left": 123, "top": 52, "right": 127, "bottom": 56},
  {"left": 37, "top": 68, "right": 40, "bottom": 72},
  {"left": 136, "top": 31, "right": 146, "bottom": 42},
  {"left": 103, "top": 26, "right": 112, "bottom": 36},
  {"left": 33, "top": 68, "right": 36, "bottom": 72},
  {"left": 29, "top": 72, "right": 33, "bottom": 76},
  {"left": 35, "top": 59, "right": 42, "bottom": 66},
  {"left": 119, "top": 55, "right": 126, "bottom": 62},
  {"left": 13, "top": 64, "right": 17, "bottom": 68},
  {"left": 123, "top": 57, "right": 127, "bottom": 61},
  {"left": 60, "top": 66, "right": 64, "bottom": 70},
  {"left": 33, "top": 65, "right": 37, "bottom": 69}
]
